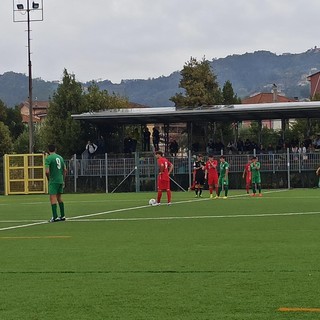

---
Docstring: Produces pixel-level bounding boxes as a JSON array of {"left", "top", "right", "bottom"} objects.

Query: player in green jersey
[
  {"left": 217, "top": 155, "right": 229, "bottom": 199},
  {"left": 316, "top": 166, "right": 320, "bottom": 188},
  {"left": 45, "top": 144, "right": 67, "bottom": 222},
  {"left": 250, "top": 156, "right": 262, "bottom": 197}
]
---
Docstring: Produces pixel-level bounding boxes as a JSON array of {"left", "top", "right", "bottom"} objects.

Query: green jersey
[
  {"left": 250, "top": 161, "right": 261, "bottom": 178},
  {"left": 45, "top": 153, "right": 66, "bottom": 184},
  {"left": 219, "top": 161, "right": 229, "bottom": 178}
]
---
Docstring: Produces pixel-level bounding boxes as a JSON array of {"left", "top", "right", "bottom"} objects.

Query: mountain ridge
[{"left": 1, "top": 48, "right": 319, "bottom": 107}]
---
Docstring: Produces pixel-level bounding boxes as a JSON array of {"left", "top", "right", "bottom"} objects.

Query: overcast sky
[{"left": 2, "top": 0, "right": 320, "bottom": 83}]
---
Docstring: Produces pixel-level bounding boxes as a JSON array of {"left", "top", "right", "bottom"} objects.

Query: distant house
[
  {"left": 20, "top": 100, "right": 49, "bottom": 124},
  {"left": 242, "top": 92, "right": 296, "bottom": 104},
  {"left": 307, "top": 71, "right": 320, "bottom": 99},
  {"left": 242, "top": 90, "right": 296, "bottom": 129}
]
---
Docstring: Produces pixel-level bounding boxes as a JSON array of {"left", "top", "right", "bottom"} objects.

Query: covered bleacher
[{"left": 68, "top": 101, "right": 320, "bottom": 192}]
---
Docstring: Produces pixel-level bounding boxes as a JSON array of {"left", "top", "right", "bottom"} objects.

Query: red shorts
[
  {"left": 208, "top": 173, "right": 218, "bottom": 186},
  {"left": 158, "top": 176, "right": 170, "bottom": 190}
]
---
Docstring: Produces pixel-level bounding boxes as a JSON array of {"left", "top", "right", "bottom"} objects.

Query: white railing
[{"left": 65, "top": 149, "right": 320, "bottom": 192}]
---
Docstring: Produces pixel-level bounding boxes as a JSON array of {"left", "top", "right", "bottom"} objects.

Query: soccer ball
[{"left": 149, "top": 198, "right": 157, "bottom": 206}]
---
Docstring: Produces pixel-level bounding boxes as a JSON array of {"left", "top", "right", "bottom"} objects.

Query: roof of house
[
  {"left": 307, "top": 71, "right": 320, "bottom": 80},
  {"left": 20, "top": 100, "right": 49, "bottom": 109},
  {"left": 242, "top": 93, "right": 296, "bottom": 104}
]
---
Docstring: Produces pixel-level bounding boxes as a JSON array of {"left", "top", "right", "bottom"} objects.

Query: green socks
[
  {"left": 51, "top": 202, "right": 65, "bottom": 219},
  {"left": 51, "top": 204, "right": 58, "bottom": 219},
  {"left": 59, "top": 202, "right": 65, "bottom": 218}
]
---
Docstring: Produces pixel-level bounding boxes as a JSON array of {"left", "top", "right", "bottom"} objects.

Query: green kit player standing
[
  {"left": 45, "top": 144, "right": 67, "bottom": 222},
  {"left": 217, "top": 155, "right": 229, "bottom": 199},
  {"left": 250, "top": 156, "right": 262, "bottom": 197}
]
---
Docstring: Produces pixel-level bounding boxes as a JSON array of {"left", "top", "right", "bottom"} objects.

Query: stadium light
[{"left": 13, "top": 0, "right": 43, "bottom": 153}]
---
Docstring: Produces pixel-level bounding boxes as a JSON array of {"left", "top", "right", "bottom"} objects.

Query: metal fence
[{"left": 64, "top": 150, "right": 320, "bottom": 193}]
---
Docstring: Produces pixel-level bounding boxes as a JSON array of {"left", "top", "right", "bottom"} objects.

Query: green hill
[{"left": 1, "top": 48, "right": 319, "bottom": 107}]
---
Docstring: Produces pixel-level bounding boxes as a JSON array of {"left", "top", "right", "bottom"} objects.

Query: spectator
[
  {"left": 244, "top": 139, "right": 251, "bottom": 153},
  {"left": 143, "top": 127, "right": 151, "bottom": 151},
  {"left": 86, "top": 140, "right": 98, "bottom": 159},
  {"left": 132, "top": 128, "right": 139, "bottom": 152},
  {"left": 251, "top": 141, "right": 259, "bottom": 153},
  {"left": 276, "top": 139, "right": 284, "bottom": 153},
  {"left": 237, "top": 138, "right": 244, "bottom": 154},
  {"left": 304, "top": 137, "right": 312, "bottom": 150},
  {"left": 169, "top": 139, "right": 179, "bottom": 157},
  {"left": 314, "top": 135, "right": 320, "bottom": 150},
  {"left": 124, "top": 136, "right": 133, "bottom": 154},
  {"left": 298, "top": 143, "right": 308, "bottom": 161},
  {"left": 259, "top": 144, "right": 265, "bottom": 154},
  {"left": 152, "top": 127, "right": 160, "bottom": 151},
  {"left": 206, "top": 139, "right": 214, "bottom": 154},
  {"left": 267, "top": 144, "right": 274, "bottom": 154},
  {"left": 216, "top": 140, "right": 225, "bottom": 154},
  {"left": 227, "top": 141, "right": 237, "bottom": 154},
  {"left": 97, "top": 136, "right": 105, "bottom": 155}
]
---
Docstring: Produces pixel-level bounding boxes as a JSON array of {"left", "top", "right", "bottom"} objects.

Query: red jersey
[
  {"left": 205, "top": 159, "right": 218, "bottom": 176},
  {"left": 157, "top": 157, "right": 172, "bottom": 181},
  {"left": 244, "top": 163, "right": 252, "bottom": 181},
  {"left": 244, "top": 163, "right": 250, "bottom": 173}
]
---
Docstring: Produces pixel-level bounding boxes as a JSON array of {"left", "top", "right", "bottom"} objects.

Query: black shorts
[{"left": 195, "top": 171, "right": 205, "bottom": 185}]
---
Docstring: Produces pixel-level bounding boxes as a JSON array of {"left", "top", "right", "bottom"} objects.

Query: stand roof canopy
[{"left": 72, "top": 101, "right": 320, "bottom": 125}]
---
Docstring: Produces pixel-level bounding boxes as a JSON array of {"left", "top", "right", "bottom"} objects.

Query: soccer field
[{"left": 0, "top": 189, "right": 319, "bottom": 320}]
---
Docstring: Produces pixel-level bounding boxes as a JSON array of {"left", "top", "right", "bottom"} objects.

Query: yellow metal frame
[{"left": 4, "top": 154, "right": 48, "bottom": 195}]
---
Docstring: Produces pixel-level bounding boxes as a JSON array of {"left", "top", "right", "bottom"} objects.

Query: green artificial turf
[{"left": 0, "top": 189, "right": 319, "bottom": 319}]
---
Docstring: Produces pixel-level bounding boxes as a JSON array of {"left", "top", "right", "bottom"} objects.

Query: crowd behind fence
[{"left": 64, "top": 149, "right": 320, "bottom": 193}]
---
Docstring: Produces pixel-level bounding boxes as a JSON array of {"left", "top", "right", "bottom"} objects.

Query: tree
[
  {"left": 83, "top": 82, "right": 128, "bottom": 112},
  {"left": 170, "top": 57, "right": 222, "bottom": 107},
  {"left": 6, "top": 106, "right": 25, "bottom": 140},
  {"left": 170, "top": 58, "right": 243, "bottom": 150},
  {"left": 40, "top": 69, "right": 85, "bottom": 157},
  {"left": 213, "top": 81, "right": 242, "bottom": 144},
  {"left": 0, "top": 122, "right": 13, "bottom": 156},
  {"left": 0, "top": 99, "right": 7, "bottom": 122},
  {"left": 40, "top": 70, "right": 130, "bottom": 157},
  {"left": 13, "top": 130, "right": 29, "bottom": 154},
  {"left": 222, "top": 80, "right": 241, "bottom": 105},
  {"left": 0, "top": 100, "right": 25, "bottom": 153}
]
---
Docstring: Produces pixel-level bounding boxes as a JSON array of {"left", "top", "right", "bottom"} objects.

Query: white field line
[
  {"left": 0, "top": 220, "right": 44, "bottom": 223},
  {"left": 68, "top": 189, "right": 288, "bottom": 221},
  {"left": 69, "top": 211, "right": 320, "bottom": 223},
  {"left": 0, "top": 221, "right": 48, "bottom": 232},
  {"left": 0, "top": 189, "right": 288, "bottom": 232}
]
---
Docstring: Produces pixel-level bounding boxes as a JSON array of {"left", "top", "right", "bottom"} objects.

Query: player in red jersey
[
  {"left": 204, "top": 154, "right": 219, "bottom": 199},
  {"left": 155, "top": 151, "right": 173, "bottom": 205},
  {"left": 242, "top": 160, "right": 252, "bottom": 194}
]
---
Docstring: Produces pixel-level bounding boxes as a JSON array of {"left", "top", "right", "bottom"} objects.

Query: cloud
[{"left": 2, "top": 0, "right": 320, "bottom": 83}]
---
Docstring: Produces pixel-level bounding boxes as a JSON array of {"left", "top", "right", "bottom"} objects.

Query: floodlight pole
[
  {"left": 13, "top": 0, "right": 43, "bottom": 153},
  {"left": 26, "top": 0, "right": 34, "bottom": 153}
]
